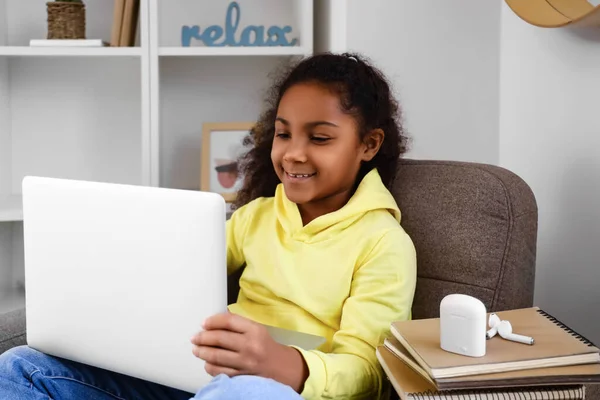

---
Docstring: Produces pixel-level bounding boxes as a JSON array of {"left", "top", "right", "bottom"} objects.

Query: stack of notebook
[{"left": 377, "top": 307, "right": 600, "bottom": 399}]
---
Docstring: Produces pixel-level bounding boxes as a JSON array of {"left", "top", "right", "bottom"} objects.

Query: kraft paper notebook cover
[
  {"left": 376, "top": 346, "right": 586, "bottom": 400},
  {"left": 390, "top": 307, "right": 600, "bottom": 379},
  {"left": 110, "top": 0, "right": 126, "bottom": 46},
  {"left": 384, "top": 336, "right": 600, "bottom": 391},
  {"left": 119, "top": 0, "right": 140, "bottom": 47}
]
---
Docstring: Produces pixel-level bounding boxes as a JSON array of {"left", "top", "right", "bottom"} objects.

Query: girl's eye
[
  {"left": 275, "top": 132, "right": 290, "bottom": 139},
  {"left": 311, "top": 136, "right": 330, "bottom": 143}
]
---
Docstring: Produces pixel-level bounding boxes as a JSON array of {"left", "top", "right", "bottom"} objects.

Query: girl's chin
[{"left": 283, "top": 188, "right": 314, "bottom": 205}]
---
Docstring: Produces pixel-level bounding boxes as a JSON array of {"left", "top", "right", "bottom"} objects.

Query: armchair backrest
[{"left": 391, "top": 159, "right": 538, "bottom": 319}]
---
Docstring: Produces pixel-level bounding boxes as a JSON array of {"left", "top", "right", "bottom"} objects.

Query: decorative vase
[{"left": 46, "top": 1, "right": 86, "bottom": 39}]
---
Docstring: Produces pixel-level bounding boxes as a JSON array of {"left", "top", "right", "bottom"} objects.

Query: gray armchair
[{"left": 2, "top": 159, "right": 595, "bottom": 397}]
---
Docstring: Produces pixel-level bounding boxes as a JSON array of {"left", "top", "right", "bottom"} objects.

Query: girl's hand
[
  {"left": 190, "top": 312, "right": 308, "bottom": 392},
  {"left": 191, "top": 312, "right": 275, "bottom": 377}
]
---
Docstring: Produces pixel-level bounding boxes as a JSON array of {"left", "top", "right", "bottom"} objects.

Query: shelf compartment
[
  {"left": 154, "top": 0, "right": 312, "bottom": 53},
  {"left": 0, "top": 57, "right": 144, "bottom": 223},
  {"left": 0, "top": 0, "right": 133, "bottom": 48},
  {"left": 0, "top": 195, "right": 22, "bottom": 222}
]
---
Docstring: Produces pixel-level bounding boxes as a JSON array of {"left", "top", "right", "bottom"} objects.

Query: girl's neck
[{"left": 297, "top": 187, "right": 355, "bottom": 226}]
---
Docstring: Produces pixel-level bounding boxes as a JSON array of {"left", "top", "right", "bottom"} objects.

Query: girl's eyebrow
[{"left": 275, "top": 117, "right": 339, "bottom": 128}]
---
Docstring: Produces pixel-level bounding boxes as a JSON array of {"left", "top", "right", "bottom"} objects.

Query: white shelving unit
[
  {"left": 0, "top": 0, "right": 313, "bottom": 313},
  {"left": 157, "top": 46, "right": 309, "bottom": 57},
  {"left": 0, "top": 46, "right": 142, "bottom": 57}
]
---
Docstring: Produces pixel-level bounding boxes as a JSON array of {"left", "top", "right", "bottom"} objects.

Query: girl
[{"left": 0, "top": 52, "right": 417, "bottom": 400}]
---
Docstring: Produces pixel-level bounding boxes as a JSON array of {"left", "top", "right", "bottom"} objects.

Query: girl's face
[{"left": 271, "top": 82, "right": 382, "bottom": 220}]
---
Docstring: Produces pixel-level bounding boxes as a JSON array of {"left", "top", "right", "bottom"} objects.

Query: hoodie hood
[{"left": 274, "top": 168, "right": 401, "bottom": 243}]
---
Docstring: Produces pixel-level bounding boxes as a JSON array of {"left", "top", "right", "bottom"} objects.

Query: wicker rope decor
[{"left": 47, "top": 2, "right": 86, "bottom": 39}]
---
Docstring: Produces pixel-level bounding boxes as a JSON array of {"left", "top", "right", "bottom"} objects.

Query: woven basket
[{"left": 46, "top": 2, "right": 86, "bottom": 39}]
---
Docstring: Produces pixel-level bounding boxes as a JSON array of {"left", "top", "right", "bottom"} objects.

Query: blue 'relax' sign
[{"left": 181, "top": 1, "right": 298, "bottom": 47}]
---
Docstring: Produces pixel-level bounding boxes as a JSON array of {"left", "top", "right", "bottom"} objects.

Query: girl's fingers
[
  {"left": 204, "top": 362, "right": 240, "bottom": 378},
  {"left": 191, "top": 329, "right": 244, "bottom": 352},
  {"left": 193, "top": 345, "right": 244, "bottom": 371},
  {"left": 203, "top": 312, "right": 254, "bottom": 333}
]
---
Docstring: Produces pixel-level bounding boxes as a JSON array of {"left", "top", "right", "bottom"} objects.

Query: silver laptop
[{"left": 21, "top": 176, "right": 324, "bottom": 394}]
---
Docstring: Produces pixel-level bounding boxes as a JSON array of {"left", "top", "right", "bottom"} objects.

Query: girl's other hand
[
  {"left": 190, "top": 313, "right": 308, "bottom": 392},
  {"left": 191, "top": 312, "right": 275, "bottom": 377}
]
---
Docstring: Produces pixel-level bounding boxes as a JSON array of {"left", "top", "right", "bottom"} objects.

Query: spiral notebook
[
  {"left": 384, "top": 336, "right": 600, "bottom": 391},
  {"left": 376, "top": 346, "right": 586, "bottom": 400},
  {"left": 390, "top": 307, "right": 600, "bottom": 380}
]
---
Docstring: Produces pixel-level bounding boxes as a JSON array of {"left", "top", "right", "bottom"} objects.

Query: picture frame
[{"left": 201, "top": 122, "right": 254, "bottom": 203}]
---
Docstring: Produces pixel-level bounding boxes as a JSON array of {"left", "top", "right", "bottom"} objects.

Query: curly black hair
[{"left": 233, "top": 52, "right": 409, "bottom": 210}]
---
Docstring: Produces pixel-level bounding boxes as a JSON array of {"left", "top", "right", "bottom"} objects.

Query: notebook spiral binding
[
  {"left": 536, "top": 309, "right": 597, "bottom": 347},
  {"left": 412, "top": 385, "right": 585, "bottom": 399}
]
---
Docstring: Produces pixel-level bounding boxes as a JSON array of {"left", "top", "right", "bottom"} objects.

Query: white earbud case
[{"left": 439, "top": 294, "right": 487, "bottom": 358}]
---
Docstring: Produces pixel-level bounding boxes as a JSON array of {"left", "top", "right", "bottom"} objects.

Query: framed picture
[{"left": 201, "top": 122, "right": 254, "bottom": 203}]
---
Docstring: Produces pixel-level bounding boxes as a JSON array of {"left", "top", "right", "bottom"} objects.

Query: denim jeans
[{"left": 0, "top": 346, "right": 303, "bottom": 400}]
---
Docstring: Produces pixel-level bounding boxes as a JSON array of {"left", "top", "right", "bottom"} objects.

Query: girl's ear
[{"left": 361, "top": 128, "right": 385, "bottom": 162}]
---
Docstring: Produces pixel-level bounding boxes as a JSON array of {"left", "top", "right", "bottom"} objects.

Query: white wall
[
  {"left": 314, "top": 0, "right": 347, "bottom": 54},
  {"left": 344, "top": 0, "right": 501, "bottom": 164},
  {"left": 499, "top": 4, "right": 600, "bottom": 343},
  {"left": 338, "top": 0, "right": 600, "bottom": 343}
]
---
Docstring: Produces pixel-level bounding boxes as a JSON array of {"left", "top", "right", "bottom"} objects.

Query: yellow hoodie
[{"left": 226, "top": 168, "right": 417, "bottom": 400}]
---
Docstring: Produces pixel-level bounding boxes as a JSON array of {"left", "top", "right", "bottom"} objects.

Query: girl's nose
[{"left": 283, "top": 141, "right": 308, "bottom": 163}]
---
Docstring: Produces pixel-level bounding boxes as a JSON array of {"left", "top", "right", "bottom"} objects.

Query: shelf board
[
  {"left": 0, "top": 195, "right": 23, "bottom": 222},
  {"left": 158, "top": 46, "right": 311, "bottom": 57},
  {"left": 0, "top": 46, "right": 142, "bottom": 57}
]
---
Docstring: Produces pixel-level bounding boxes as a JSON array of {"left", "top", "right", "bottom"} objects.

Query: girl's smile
[{"left": 283, "top": 170, "right": 317, "bottom": 182}]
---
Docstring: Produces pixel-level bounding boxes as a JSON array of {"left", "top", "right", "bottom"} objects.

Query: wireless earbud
[
  {"left": 486, "top": 313, "right": 501, "bottom": 339},
  {"left": 497, "top": 320, "right": 535, "bottom": 345}
]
